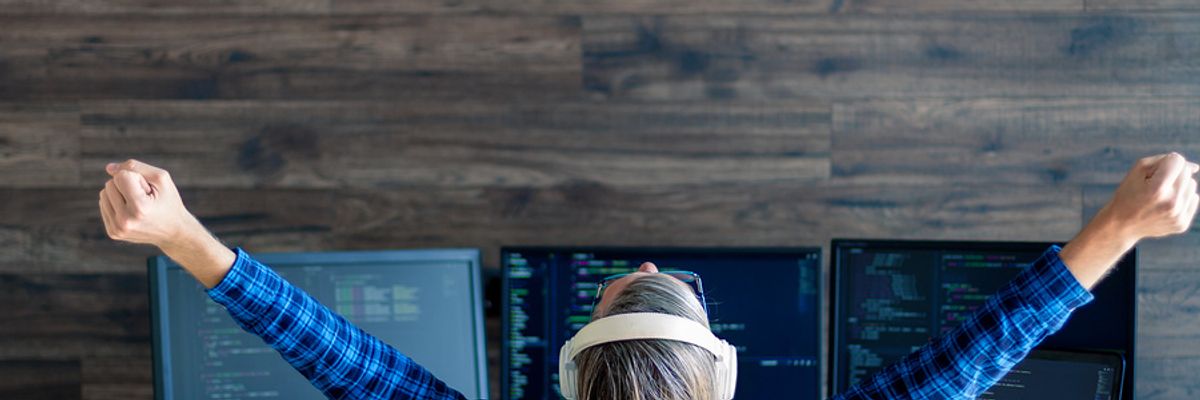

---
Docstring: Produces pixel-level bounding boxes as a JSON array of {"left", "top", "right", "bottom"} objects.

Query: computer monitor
[
  {"left": 830, "top": 240, "right": 1136, "bottom": 400},
  {"left": 984, "top": 349, "right": 1124, "bottom": 400},
  {"left": 149, "top": 249, "right": 488, "bottom": 400},
  {"left": 502, "top": 247, "right": 823, "bottom": 400}
]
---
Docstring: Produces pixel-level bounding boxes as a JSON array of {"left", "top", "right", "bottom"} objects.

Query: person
[{"left": 98, "top": 153, "right": 1200, "bottom": 400}]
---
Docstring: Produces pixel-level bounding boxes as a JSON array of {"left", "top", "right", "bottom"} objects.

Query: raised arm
[
  {"left": 98, "top": 159, "right": 465, "bottom": 400},
  {"left": 833, "top": 153, "right": 1199, "bottom": 400}
]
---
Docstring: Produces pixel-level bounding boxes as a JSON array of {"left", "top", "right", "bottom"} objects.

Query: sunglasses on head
[{"left": 592, "top": 270, "right": 707, "bottom": 315}]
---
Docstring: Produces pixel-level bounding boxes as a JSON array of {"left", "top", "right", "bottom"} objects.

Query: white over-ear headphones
[{"left": 558, "top": 312, "right": 738, "bottom": 400}]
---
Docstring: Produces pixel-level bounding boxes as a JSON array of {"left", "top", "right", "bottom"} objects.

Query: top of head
[{"left": 566, "top": 312, "right": 726, "bottom": 361}]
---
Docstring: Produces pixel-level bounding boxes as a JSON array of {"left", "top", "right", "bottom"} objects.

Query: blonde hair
[{"left": 574, "top": 274, "right": 716, "bottom": 400}]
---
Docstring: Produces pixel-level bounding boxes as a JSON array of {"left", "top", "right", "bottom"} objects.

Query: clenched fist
[
  {"left": 1102, "top": 152, "right": 1200, "bottom": 240},
  {"left": 98, "top": 159, "right": 201, "bottom": 248},
  {"left": 99, "top": 159, "right": 233, "bottom": 288},
  {"left": 1062, "top": 152, "right": 1200, "bottom": 289}
]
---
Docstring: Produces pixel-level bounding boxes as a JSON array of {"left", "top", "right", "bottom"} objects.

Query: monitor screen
[
  {"left": 149, "top": 249, "right": 488, "bottom": 400},
  {"left": 503, "top": 247, "right": 823, "bottom": 400},
  {"left": 983, "top": 350, "right": 1124, "bottom": 400},
  {"left": 830, "top": 240, "right": 1136, "bottom": 400}
]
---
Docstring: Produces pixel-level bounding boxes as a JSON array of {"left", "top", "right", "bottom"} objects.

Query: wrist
[
  {"left": 157, "top": 213, "right": 211, "bottom": 255},
  {"left": 1087, "top": 206, "right": 1141, "bottom": 250}
]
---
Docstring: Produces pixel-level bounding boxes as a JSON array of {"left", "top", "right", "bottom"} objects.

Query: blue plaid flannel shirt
[{"left": 208, "top": 246, "right": 1092, "bottom": 400}]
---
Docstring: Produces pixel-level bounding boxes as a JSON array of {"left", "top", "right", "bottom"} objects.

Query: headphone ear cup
[
  {"left": 558, "top": 340, "right": 578, "bottom": 399},
  {"left": 714, "top": 340, "right": 738, "bottom": 400}
]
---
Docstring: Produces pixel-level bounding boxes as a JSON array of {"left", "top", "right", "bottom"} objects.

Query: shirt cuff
[
  {"left": 1016, "top": 245, "right": 1095, "bottom": 311},
  {"left": 205, "top": 247, "right": 260, "bottom": 310}
]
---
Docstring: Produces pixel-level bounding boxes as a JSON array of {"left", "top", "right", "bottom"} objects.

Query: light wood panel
[
  {"left": 0, "top": 0, "right": 328, "bottom": 15},
  {"left": 0, "top": 15, "right": 582, "bottom": 101},
  {"left": 0, "top": 184, "right": 1080, "bottom": 274},
  {"left": 0, "top": 0, "right": 1082, "bottom": 15},
  {"left": 0, "top": 104, "right": 81, "bottom": 187},
  {"left": 583, "top": 15, "right": 1200, "bottom": 100},
  {"left": 75, "top": 100, "right": 830, "bottom": 189},
  {"left": 832, "top": 98, "right": 1200, "bottom": 185},
  {"left": 1087, "top": 0, "right": 1200, "bottom": 11}
]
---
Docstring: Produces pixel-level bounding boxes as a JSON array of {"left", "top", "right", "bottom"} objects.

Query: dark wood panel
[
  {"left": 81, "top": 357, "right": 152, "bottom": 400},
  {"left": 0, "top": 15, "right": 581, "bottom": 101},
  {"left": 583, "top": 15, "right": 1200, "bottom": 100},
  {"left": 75, "top": 100, "right": 829, "bottom": 188},
  {"left": 0, "top": 272, "right": 149, "bottom": 358},
  {"left": 82, "top": 385, "right": 152, "bottom": 400},
  {"left": 0, "top": 360, "right": 82, "bottom": 400},
  {"left": 0, "top": 103, "right": 81, "bottom": 187},
  {"left": 0, "top": 184, "right": 1080, "bottom": 273},
  {"left": 832, "top": 99, "right": 1200, "bottom": 185},
  {"left": 0, "top": 0, "right": 328, "bottom": 15}
]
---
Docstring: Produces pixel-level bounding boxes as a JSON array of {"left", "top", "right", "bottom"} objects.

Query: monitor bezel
[
  {"left": 500, "top": 245, "right": 824, "bottom": 400},
  {"left": 148, "top": 248, "right": 489, "bottom": 400},
  {"left": 827, "top": 239, "right": 1137, "bottom": 400}
]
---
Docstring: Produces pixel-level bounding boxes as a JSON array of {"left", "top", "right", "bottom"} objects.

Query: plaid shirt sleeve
[
  {"left": 206, "top": 248, "right": 467, "bottom": 400},
  {"left": 832, "top": 245, "right": 1095, "bottom": 400}
]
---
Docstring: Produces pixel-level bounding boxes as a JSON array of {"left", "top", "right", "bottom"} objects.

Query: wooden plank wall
[{"left": 2, "top": 0, "right": 1199, "bottom": 399}]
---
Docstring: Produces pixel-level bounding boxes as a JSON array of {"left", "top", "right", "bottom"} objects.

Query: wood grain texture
[
  {"left": 333, "top": 0, "right": 1081, "bottom": 15},
  {"left": 76, "top": 100, "right": 831, "bottom": 188},
  {"left": 0, "top": 104, "right": 81, "bottom": 187},
  {"left": 81, "top": 357, "right": 152, "bottom": 400},
  {"left": 0, "top": 272, "right": 149, "bottom": 358},
  {"left": 583, "top": 15, "right": 1200, "bottom": 100},
  {"left": 0, "top": 0, "right": 1081, "bottom": 15},
  {"left": 0, "top": 0, "right": 328, "bottom": 15},
  {"left": 1087, "top": 0, "right": 1200, "bottom": 11},
  {"left": 1, "top": 0, "right": 1197, "bottom": 396},
  {"left": 0, "top": 15, "right": 582, "bottom": 101},
  {"left": 0, "top": 360, "right": 81, "bottom": 399},
  {"left": 832, "top": 99, "right": 1200, "bottom": 185},
  {"left": 0, "top": 184, "right": 1079, "bottom": 274}
]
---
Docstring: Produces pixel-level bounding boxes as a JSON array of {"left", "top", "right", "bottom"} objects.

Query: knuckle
[
  {"left": 129, "top": 208, "right": 146, "bottom": 221},
  {"left": 115, "top": 220, "right": 135, "bottom": 235},
  {"left": 1157, "top": 200, "right": 1176, "bottom": 213}
]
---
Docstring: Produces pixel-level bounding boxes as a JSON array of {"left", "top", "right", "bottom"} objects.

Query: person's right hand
[
  {"left": 1099, "top": 152, "right": 1200, "bottom": 242},
  {"left": 1061, "top": 152, "right": 1199, "bottom": 289},
  {"left": 98, "top": 159, "right": 203, "bottom": 250}
]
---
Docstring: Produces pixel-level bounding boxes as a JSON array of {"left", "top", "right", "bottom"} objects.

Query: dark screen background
[
  {"left": 831, "top": 241, "right": 1136, "bottom": 399},
  {"left": 504, "top": 248, "right": 822, "bottom": 400},
  {"left": 156, "top": 258, "right": 484, "bottom": 399}
]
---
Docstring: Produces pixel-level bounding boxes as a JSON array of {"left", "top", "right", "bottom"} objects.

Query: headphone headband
[
  {"left": 567, "top": 313, "right": 725, "bottom": 360},
  {"left": 559, "top": 312, "right": 738, "bottom": 400}
]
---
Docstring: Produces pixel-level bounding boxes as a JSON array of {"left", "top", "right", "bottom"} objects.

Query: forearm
[
  {"left": 1059, "top": 206, "right": 1138, "bottom": 290},
  {"left": 208, "top": 250, "right": 465, "bottom": 400},
  {"left": 158, "top": 215, "right": 235, "bottom": 289},
  {"left": 833, "top": 247, "right": 1093, "bottom": 400}
]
